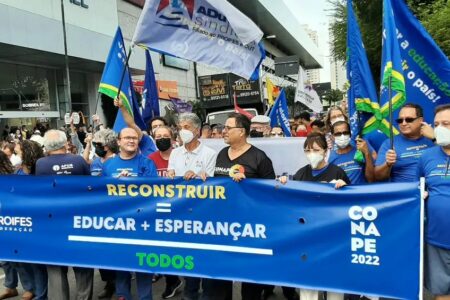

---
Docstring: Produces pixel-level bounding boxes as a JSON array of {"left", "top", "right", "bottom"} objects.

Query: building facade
[{"left": 0, "top": 0, "right": 321, "bottom": 131}]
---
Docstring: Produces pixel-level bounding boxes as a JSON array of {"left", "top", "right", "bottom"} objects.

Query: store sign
[
  {"left": 157, "top": 81, "right": 178, "bottom": 100},
  {"left": 199, "top": 74, "right": 231, "bottom": 107},
  {"left": 199, "top": 73, "right": 261, "bottom": 108},
  {"left": 229, "top": 74, "right": 261, "bottom": 104}
]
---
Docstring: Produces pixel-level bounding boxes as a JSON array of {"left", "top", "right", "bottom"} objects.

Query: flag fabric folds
[
  {"left": 132, "top": 0, "right": 265, "bottom": 79},
  {"left": 387, "top": 0, "right": 450, "bottom": 123},
  {"left": 98, "top": 27, "right": 146, "bottom": 133},
  {"left": 142, "top": 50, "right": 160, "bottom": 123},
  {"left": 376, "top": 0, "right": 406, "bottom": 136},
  {"left": 269, "top": 89, "right": 292, "bottom": 137},
  {"left": 266, "top": 77, "right": 280, "bottom": 107},
  {"left": 346, "top": 0, "right": 381, "bottom": 137},
  {"left": 294, "top": 67, "right": 323, "bottom": 113},
  {"left": 169, "top": 96, "right": 192, "bottom": 113},
  {"left": 233, "top": 92, "right": 254, "bottom": 120}
]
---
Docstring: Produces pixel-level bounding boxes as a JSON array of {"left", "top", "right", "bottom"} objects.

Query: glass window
[{"left": 0, "top": 62, "right": 57, "bottom": 111}]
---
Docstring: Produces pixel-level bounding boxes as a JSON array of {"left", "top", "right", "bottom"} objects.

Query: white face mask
[
  {"left": 331, "top": 117, "right": 346, "bottom": 126},
  {"left": 434, "top": 126, "right": 450, "bottom": 146},
  {"left": 179, "top": 129, "right": 194, "bottom": 144},
  {"left": 306, "top": 152, "right": 324, "bottom": 169},
  {"left": 334, "top": 134, "right": 351, "bottom": 149},
  {"left": 10, "top": 154, "right": 22, "bottom": 167}
]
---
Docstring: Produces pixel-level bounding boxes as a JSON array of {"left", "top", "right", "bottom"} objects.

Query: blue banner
[
  {"left": 0, "top": 176, "right": 420, "bottom": 299},
  {"left": 346, "top": 0, "right": 381, "bottom": 136},
  {"left": 269, "top": 89, "right": 292, "bottom": 137}
]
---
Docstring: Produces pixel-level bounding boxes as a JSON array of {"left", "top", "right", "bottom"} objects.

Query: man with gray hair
[
  {"left": 167, "top": 113, "right": 217, "bottom": 300},
  {"left": 167, "top": 113, "right": 217, "bottom": 180},
  {"left": 35, "top": 129, "right": 93, "bottom": 300}
]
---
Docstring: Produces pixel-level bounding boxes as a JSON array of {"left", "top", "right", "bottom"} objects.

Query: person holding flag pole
[{"left": 374, "top": 0, "right": 435, "bottom": 183}]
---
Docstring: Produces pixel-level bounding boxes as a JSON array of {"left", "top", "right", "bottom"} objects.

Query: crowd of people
[{"left": 0, "top": 99, "right": 449, "bottom": 300}]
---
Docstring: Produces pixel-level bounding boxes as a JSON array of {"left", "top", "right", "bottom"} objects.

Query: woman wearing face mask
[
  {"left": 283, "top": 133, "right": 349, "bottom": 300},
  {"left": 148, "top": 126, "right": 184, "bottom": 298},
  {"left": 12, "top": 140, "right": 48, "bottom": 300},
  {"left": 292, "top": 132, "right": 350, "bottom": 188},
  {"left": 85, "top": 129, "right": 118, "bottom": 176},
  {"left": 328, "top": 121, "right": 376, "bottom": 184},
  {"left": 148, "top": 126, "right": 175, "bottom": 178}
]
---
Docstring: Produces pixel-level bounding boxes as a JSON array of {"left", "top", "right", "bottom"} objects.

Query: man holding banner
[
  {"left": 102, "top": 127, "right": 157, "bottom": 300},
  {"left": 418, "top": 104, "right": 450, "bottom": 299},
  {"left": 214, "top": 113, "right": 277, "bottom": 300}
]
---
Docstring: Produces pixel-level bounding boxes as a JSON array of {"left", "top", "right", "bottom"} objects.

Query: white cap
[{"left": 251, "top": 115, "right": 270, "bottom": 124}]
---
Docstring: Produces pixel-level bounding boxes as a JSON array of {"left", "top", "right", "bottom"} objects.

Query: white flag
[
  {"left": 132, "top": 0, "right": 264, "bottom": 79},
  {"left": 294, "top": 67, "right": 323, "bottom": 113}
]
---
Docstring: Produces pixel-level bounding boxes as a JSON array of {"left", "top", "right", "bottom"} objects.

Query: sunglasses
[
  {"left": 92, "top": 142, "right": 104, "bottom": 148},
  {"left": 395, "top": 117, "right": 419, "bottom": 124},
  {"left": 333, "top": 131, "right": 350, "bottom": 137}
]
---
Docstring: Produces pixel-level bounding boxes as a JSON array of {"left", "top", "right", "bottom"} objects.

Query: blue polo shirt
[
  {"left": 102, "top": 153, "right": 157, "bottom": 178},
  {"left": 139, "top": 135, "right": 157, "bottom": 157},
  {"left": 376, "top": 135, "right": 434, "bottom": 182},
  {"left": 418, "top": 146, "right": 450, "bottom": 249},
  {"left": 329, "top": 146, "right": 371, "bottom": 185},
  {"left": 90, "top": 157, "right": 103, "bottom": 176}
]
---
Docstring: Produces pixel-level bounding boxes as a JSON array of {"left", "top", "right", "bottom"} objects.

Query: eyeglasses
[
  {"left": 395, "top": 117, "right": 419, "bottom": 124},
  {"left": 223, "top": 126, "right": 243, "bottom": 132},
  {"left": 120, "top": 136, "right": 139, "bottom": 141},
  {"left": 92, "top": 142, "right": 103, "bottom": 148},
  {"left": 333, "top": 131, "right": 350, "bottom": 137}
]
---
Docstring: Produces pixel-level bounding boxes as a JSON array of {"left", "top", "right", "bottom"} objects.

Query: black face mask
[
  {"left": 250, "top": 129, "right": 264, "bottom": 138},
  {"left": 95, "top": 146, "right": 107, "bottom": 158},
  {"left": 156, "top": 138, "right": 172, "bottom": 152}
]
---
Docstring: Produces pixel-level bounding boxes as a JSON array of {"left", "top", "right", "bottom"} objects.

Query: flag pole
[
  {"left": 388, "top": 76, "right": 394, "bottom": 149},
  {"left": 116, "top": 45, "right": 134, "bottom": 104}
]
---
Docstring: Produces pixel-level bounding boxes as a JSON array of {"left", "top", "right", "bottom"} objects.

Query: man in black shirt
[{"left": 212, "top": 113, "right": 275, "bottom": 300}]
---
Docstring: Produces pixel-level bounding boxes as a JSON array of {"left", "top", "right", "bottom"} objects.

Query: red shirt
[{"left": 148, "top": 151, "right": 168, "bottom": 177}]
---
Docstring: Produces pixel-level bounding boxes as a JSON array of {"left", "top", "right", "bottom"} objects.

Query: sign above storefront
[{"left": 157, "top": 80, "right": 178, "bottom": 100}]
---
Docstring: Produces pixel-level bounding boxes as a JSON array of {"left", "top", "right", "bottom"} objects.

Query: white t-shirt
[{"left": 168, "top": 142, "right": 217, "bottom": 177}]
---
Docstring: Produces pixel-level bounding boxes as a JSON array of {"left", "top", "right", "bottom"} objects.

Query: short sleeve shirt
[
  {"left": 376, "top": 135, "right": 434, "bottom": 182},
  {"left": 168, "top": 142, "right": 217, "bottom": 177}
]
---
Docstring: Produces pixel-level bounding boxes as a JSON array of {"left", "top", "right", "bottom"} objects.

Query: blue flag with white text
[
  {"left": 269, "top": 89, "right": 291, "bottom": 137},
  {"left": 388, "top": 0, "right": 450, "bottom": 124},
  {"left": 142, "top": 50, "right": 160, "bottom": 123},
  {"left": 132, "top": 0, "right": 265, "bottom": 80}
]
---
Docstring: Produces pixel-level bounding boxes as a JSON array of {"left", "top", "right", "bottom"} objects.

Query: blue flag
[
  {"left": 346, "top": 0, "right": 381, "bottom": 137},
  {"left": 132, "top": 0, "right": 265, "bottom": 80},
  {"left": 269, "top": 89, "right": 291, "bottom": 137},
  {"left": 388, "top": 0, "right": 449, "bottom": 124},
  {"left": 98, "top": 27, "right": 146, "bottom": 133},
  {"left": 373, "top": 0, "right": 406, "bottom": 137},
  {"left": 365, "top": 0, "right": 450, "bottom": 136},
  {"left": 142, "top": 50, "right": 160, "bottom": 123}
]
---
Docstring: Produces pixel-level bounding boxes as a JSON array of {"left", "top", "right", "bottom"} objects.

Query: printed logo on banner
[
  {"left": 156, "top": 0, "right": 195, "bottom": 29},
  {"left": 0, "top": 215, "right": 33, "bottom": 233},
  {"left": 349, "top": 206, "right": 381, "bottom": 266}
]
